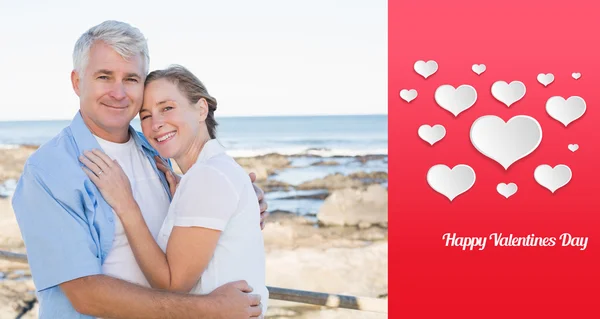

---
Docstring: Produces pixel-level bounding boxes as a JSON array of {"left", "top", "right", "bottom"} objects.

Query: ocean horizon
[{"left": 0, "top": 114, "right": 388, "bottom": 158}]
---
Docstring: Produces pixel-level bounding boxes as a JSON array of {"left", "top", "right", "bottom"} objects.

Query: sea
[{"left": 0, "top": 115, "right": 388, "bottom": 215}]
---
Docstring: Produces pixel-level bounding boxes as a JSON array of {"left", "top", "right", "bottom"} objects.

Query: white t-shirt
[
  {"left": 156, "top": 139, "right": 268, "bottom": 312},
  {"left": 94, "top": 134, "right": 171, "bottom": 287}
]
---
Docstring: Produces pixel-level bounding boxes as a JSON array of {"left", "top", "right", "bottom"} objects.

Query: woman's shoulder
[{"left": 186, "top": 155, "right": 248, "bottom": 193}]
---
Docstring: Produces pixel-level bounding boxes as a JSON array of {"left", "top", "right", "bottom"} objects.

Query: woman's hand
[
  {"left": 80, "top": 149, "right": 138, "bottom": 214},
  {"left": 154, "top": 156, "right": 181, "bottom": 198}
]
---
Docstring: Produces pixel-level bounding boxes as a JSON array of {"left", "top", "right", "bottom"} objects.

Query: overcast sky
[{"left": 0, "top": 0, "right": 387, "bottom": 121}]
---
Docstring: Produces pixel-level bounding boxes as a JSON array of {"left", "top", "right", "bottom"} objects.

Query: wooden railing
[{"left": 0, "top": 250, "right": 387, "bottom": 314}]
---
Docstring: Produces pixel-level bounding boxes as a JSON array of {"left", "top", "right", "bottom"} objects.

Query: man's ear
[
  {"left": 196, "top": 98, "right": 209, "bottom": 121},
  {"left": 71, "top": 70, "right": 81, "bottom": 96}
]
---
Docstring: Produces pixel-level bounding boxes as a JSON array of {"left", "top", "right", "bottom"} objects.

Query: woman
[{"left": 80, "top": 65, "right": 268, "bottom": 315}]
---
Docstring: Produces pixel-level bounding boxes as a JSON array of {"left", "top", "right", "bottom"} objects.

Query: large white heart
[
  {"left": 400, "top": 89, "right": 418, "bottom": 103},
  {"left": 427, "top": 164, "right": 476, "bottom": 201},
  {"left": 414, "top": 60, "right": 438, "bottom": 79},
  {"left": 537, "top": 73, "right": 554, "bottom": 87},
  {"left": 470, "top": 115, "right": 542, "bottom": 170},
  {"left": 491, "top": 81, "right": 526, "bottom": 107},
  {"left": 546, "top": 96, "right": 586, "bottom": 127},
  {"left": 572, "top": 72, "right": 581, "bottom": 80},
  {"left": 534, "top": 164, "right": 572, "bottom": 193},
  {"left": 418, "top": 124, "right": 446, "bottom": 146},
  {"left": 434, "top": 84, "right": 477, "bottom": 117}
]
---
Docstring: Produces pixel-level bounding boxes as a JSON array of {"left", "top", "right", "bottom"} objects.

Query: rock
[
  {"left": 0, "top": 146, "right": 37, "bottom": 184},
  {"left": 297, "top": 172, "right": 387, "bottom": 191},
  {"left": 347, "top": 171, "right": 388, "bottom": 185},
  {"left": 351, "top": 155, "right": 387, "bottom": 164},
  {"left": 0, "top": 198, "right": 25, "bottom": 248},
  {"left": 297, "top": 174, "right": 363, "bottom": 190},
  {"left": 357, "top": 222, "right": 372, "bottom": 229},
  {"left": 310, "top": 161, "right": 340, "bottom": 166},
  {"left": 235, "top": 154, "right": 291, "bottom": 181},
  {"left": 256, "top": 180, "right": 293, "bottom": 193},
  {"left": 317, "top": 185, "right": 387, "bottom": 227},
  {"left": 266, "top": 242, "right": 387, "bottom": 298},
  {"left": 277, "top": 192, "right": 329, "bottom": 201}
]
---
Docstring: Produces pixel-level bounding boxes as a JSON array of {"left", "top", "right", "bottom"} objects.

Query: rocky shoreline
[{"left": 0, "top": 145, "right": 388, "bottom": 318}]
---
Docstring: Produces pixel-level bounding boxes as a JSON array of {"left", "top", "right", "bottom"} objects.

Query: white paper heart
[
  {"left": 491, "top": 81, "right": 526, "bottom": 107},
  {"left": 497, "top": 183, "right": 518, "bottom": 198},
  {"left": 400, "top": 89, "right": 418, "bottom": 103},
  {"left": 470, "top": 115, "right": 542, "bottom": 170},
  {"left": 414, "top": 60, "right": 438, "bottom": 79},
  {"left": 427, "top": 164, "right": 476, "bottom": 201},
  {"left": 572, "top": 72, "right": 581, "bottom": 80},
  {"left": 418, "top": 124, "right": 446, "bottom": 146},
  {"left": 534, "top": 164, "right": 572, "bottom": 193},
  {"left": 568, "top": 144, "right": 579, "bottom": 152},
  {"left": 472, "top": 64, "right": 486, "bottom": 75},
  {"left": 537, "top": 73, "right": 554, "bottom": 87},
  {"left": 434, "top": 84, "right": 477, "bottom": 117},
  {"left": 546, "top": 96, "right": 586, "bottom": 127}
]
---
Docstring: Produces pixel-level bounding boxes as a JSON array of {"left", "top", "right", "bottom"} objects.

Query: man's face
[{"left": 72, "top": 41, "right": 145, "bottom": 135}]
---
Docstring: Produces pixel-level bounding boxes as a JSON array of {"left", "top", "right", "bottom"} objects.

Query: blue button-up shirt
[{"left": 11, "top": 111, "right": 172, "bottom": 318}]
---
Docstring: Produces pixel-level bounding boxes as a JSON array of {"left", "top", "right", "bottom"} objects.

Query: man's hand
[
  {"left": 208, "top": 280, "right": 262, "bottom": 319},
  {"left": 249, "top": 172, "right": 269, "bottom": 230},
  {"left": 155, "top": 156, "right": 181, "bottom": 198}
]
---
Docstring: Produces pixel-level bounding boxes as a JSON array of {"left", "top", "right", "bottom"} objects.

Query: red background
[{"left": 389, "top": 0, "right": 600, "bottom": 318}]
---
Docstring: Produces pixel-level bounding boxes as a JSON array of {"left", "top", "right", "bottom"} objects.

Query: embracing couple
[{"left": 12, "top": 20, "right": 269, "bottom": 318}]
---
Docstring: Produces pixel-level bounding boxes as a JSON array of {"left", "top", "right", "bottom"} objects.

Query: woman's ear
[{"left": 196, "top": 98, "right": 209, "bottom": 121}]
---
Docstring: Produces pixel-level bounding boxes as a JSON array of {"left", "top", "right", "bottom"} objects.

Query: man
[{"left": 12, "top": 20, "right": 268, "bottom": 318}]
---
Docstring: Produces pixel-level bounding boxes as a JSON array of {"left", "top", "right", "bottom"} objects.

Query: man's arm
[
  {"left": 12, "top": 163, "right": 261, "bottom": 318},
  {"left": 61, "top": 275, "right": 261, "bottom": 319}
]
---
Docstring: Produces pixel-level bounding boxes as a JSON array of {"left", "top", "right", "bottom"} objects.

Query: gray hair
[{"left": 73, "top": 20, "right": 150, "bottom": 77}]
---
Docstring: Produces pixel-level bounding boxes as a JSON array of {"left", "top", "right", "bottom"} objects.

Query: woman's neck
[{"left": 174, "top": 135, "right": 211, "bottom": 174}]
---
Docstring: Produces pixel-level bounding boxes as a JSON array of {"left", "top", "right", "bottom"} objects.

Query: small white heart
[
  {"left": 497, "top": 183, "right": 518, "bottom": 199},
  {"left": 418, "top": 124, "right": 446, "bottom": 146},
  {"left": 427, "top": 164, "right": 476, "bottom": 201},
  {"left": 537, "top": 73, "right": 554, "bottom": 87},
  {"left": 434, "top": 84, "right": 478, "bottom": 117},
  {"left": 472, "top": 64, "right": 486, "bottom": 75},
  {"left": 400, "top": 89, "right": 418, "bottom": 103},
  {"left": 491, "top": 81, "right": 526, "bottom": 107},
  {"left": 414, "top": 60, "right": 438, "bottom": 79},
  {"left": 568, "top": 144, "right": 579, "bottom": 152},
  {"left": 572, "top": 72, "right": 581, "bottom": 80},
  {"left": 546, "top": 96, "right": 586, "bottom": 127},
  {"left": 534, "top": 164, "right": 572, "bottom": 193}
]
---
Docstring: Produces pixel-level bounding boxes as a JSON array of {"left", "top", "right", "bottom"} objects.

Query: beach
[{"left": 0, "top": 116, "right": 388, "bottom": 318}]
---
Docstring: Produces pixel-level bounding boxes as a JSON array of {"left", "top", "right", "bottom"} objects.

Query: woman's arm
[
  {"left": 80, "top": 150, "right": 234, "bottom": 292},
  {"left": 118, "top": 203, "right": 221, "bottom": 292}
]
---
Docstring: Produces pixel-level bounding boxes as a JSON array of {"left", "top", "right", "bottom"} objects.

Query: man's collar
[{"left": 68, "top": 111, "right": 157, "bottom": 156}]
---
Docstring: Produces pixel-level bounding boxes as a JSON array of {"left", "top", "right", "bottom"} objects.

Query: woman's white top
[{"left": 156, "top": 139, "right": 268, "bottom": 312}]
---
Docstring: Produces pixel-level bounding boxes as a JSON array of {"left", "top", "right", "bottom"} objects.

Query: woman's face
[{"left": 140, "top": 79, "right": 205, "bottom": 159}]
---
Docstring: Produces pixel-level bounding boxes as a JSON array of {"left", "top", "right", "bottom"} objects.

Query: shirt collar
[
  {"left": 68, "top": 111, "right": 157, "bottom": 156},
  {"left": 196, "top": 139, "right": 226, "bottom": 163}
]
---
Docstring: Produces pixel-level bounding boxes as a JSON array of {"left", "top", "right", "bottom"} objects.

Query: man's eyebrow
[
  {"left": 93, "top": 69, "right": 113, "bottom": 76},
  {"left": 140, "top": 108, "right": 150, "bottom": 114},
  {"left": 125, "top": 73, "right": 142, "bottom": 78}
]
